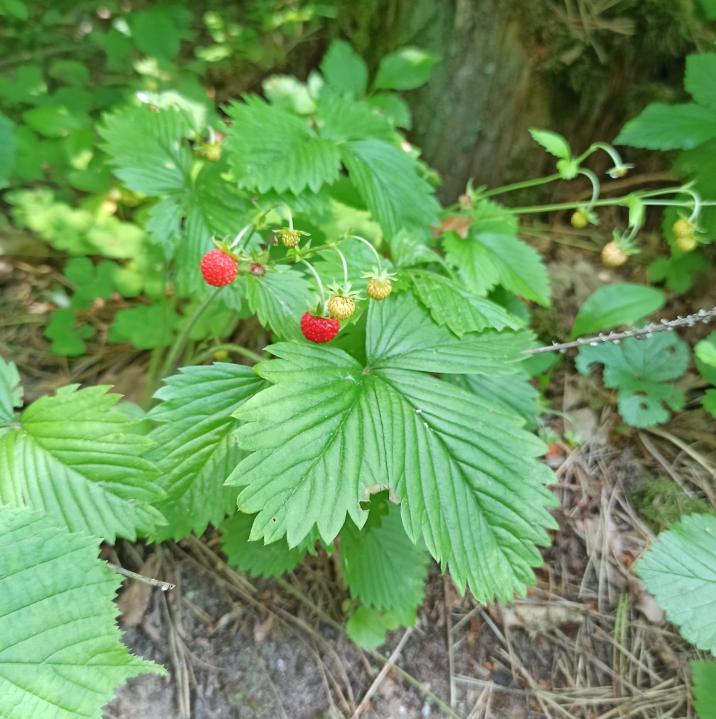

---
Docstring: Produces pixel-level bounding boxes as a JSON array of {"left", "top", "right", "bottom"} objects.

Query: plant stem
[
  {"left": 525, "top": 306, "right": 716, "bottom": 356},
  {"left": 189, "top": 343, "right": 265, "bottom": 365},
  {"left": 509, "top": 197, "right": 716, "bottom": 215},
  {"left": 481, "top": 173, "right": 562, "bottom": 198},
  {"left": 158, "top": 288, "right": 221, "bottom": 380}
]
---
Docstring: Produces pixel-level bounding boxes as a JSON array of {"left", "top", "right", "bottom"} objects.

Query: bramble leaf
[
  {"left": 0, "top": 505, "right": 163, "bottom": 719},
  {"left": 225, "top": 96, "right": 341, "bottom": 194},
  {"left": 576, "top": 333, "right": 689, "bottom": 427},
  {"left": 148, "top": 363, "right": 263, "bottom": 540},
  {"left": 0, "top": 385, "right": 164, "bottom": 541},
  {"left": 570, "top": 283, "right": 664, "bottom": 338},
  {"left": 228, "top": 292, "right": 557, "bottom": 601},
  {"left": 221, "top": 511, "right": 306, "bottom": 577},
  {"left": 637, "top": 513, "right": 716, "bottom": 654}
]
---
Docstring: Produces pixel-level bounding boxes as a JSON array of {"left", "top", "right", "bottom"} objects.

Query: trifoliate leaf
[
  {"left": 108, "top": 303, "right": 180, "bottom": 349},
  {"left": 454, "top": 372, "right": 541, "bottom": 429},
  {"left": 410, "top": 269, "right": 525, "bottom": 335},
  {"left": 528, "top": 128, "right": 571, "bottom": 159},
  {"left": 99, "top": 104, "right": 194, "bottom": 194},
  {"left": 228, "top": 292, "right": 557, "bottom": 601},
  {"left": 576, "top": 332, "right": 689, "bottom": 427},
  {"left": 444, "top": 230, "right": 550, "bottom": 306},
  {"left": 341, "top": 504, "right": 428, "bottom": 612},
  {"left": 346, "top": 605, "right": 417, "bottom": 649},
  {"left": 246, "top": 266, "right": 314, "bottom": 341},
  {"left": 148, "top": 364, "right": 263, "bottom": 540},
  {"left": 685, "top": 53, "right": 716, "bottom": 110},
  {"left": 373, "top": 47, "right": 438, "bottom": 91},
  {"left": 695, "top": 333, "right": 716, "bottom": 368},
  {"left": 225, "top": 96, "right": 341, "bottom": 194},
  {"left": 367, "top": 290, "right": 534, "bottom": 375},
  {"left": 45, "top": 309, "right": 95, "bottom": 356},
  {"left": 340, "top": 139, "right": 440, "bottom": 236},
  {"left": 64, "top": 257, "right": 118, "bottom": 309},
  {"left": 0, "top": 505, "right": 163, "bottom": 719},
  {"left": 649, "top": 252, "right": 706, "bottom": 293},
  {"left": 221, "top": 511, "right": 306, "bottom": 578},
  {"left": 0, "top": 356, "right": 22, "bottom": 424},
  {"left": 320, "top": 39, "right": 368, "bottom": 97},
  {"left": 616, "top": 103, "right": 716, "bottom": 150},
  {"left": 692, "top": 660, "right": 716, "bottom": 719},
  {"left": 570, "top": 283, "right": 664, "bottom": 338},
  {"left": 0, "top": 385, "right": 164, "bottom": 540},
  {"left": 636, "top": 513, "right": 716, "bottom": 654}
]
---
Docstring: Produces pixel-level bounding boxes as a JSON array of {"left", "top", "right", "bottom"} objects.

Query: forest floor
[{"left": 3, "top": 229, "right": 715, "bottom": 719}]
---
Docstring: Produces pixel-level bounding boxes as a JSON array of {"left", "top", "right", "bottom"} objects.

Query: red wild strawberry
[
  {"left": 200, "top": 249, "right": 238, "bottom": 287},
  {"left": 300, "top": 313, "right": 340, "bottom": 343}
]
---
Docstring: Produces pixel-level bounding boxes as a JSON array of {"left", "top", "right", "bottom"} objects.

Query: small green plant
[{"left": 2, "top": 32, "right": 716, "bottom": 719}]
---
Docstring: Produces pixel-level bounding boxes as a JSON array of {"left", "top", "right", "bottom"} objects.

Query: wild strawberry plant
[{"left": 1, "top": 37, "right": 716, "bottom": 719}]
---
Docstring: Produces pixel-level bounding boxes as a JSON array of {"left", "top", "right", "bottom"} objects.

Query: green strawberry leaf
[
  {"left": 570, "top": 283, "right": 665, "bottom": 338},
  {"left": 685, "top": 53, "right": 716, "bottom": 110},
  {"left": 246, "top": 266, "right": 314, "bottom": 341},
  {"left": 444, "top": 229, "right": 550, "bottom": 306},
  {"left": 320, "top": 39, "right": 369, "bottom": 97},
  {"left": 703, "top": 389, "right": 716, "bottom": 419},
  {"left": 346, "top": 605, "right": 416, "bottom": 649},
  {"left": 616, "top": 102, "right": 716, "bottom": 150},
  {"left": 453, "top": 371, "right": 541, "bottom": 429},
  {"left": 341, "top": 502, "right": 428, "bottom": 612},
  {"left": 0, "top": 112, "right": 15, "bottom": 187},
  {"left": 0, "top": 356, "right": 22, "bottom": 424},
  {"left": 692, "top": 660, "right": 716, "bottom": 719},
  {"left": 0, "top": 384, "right": 164, "bottom": 540},
  {"left": 410, "top": 269, "right": 525, "bottom": 335},
  {"left": 100, "top": 104, "right": 194, "bottom": 195},
  {"left": 227, "top": 292, "right": 557, "bottom": 601},
  {"left": 225, "top": 95, "right": 341, "bottom": 194},
  {"left": 221, "top": 511, "right": 306, "bottom": 578},
  {"left": 0, "top": 505, "right": 163, "bottom": 719},
  {"left": 529, "top": 128, "right": 571, "bottom": 159},
  {"left": 637, "top": 513, "right": 716, "bottom": 654},
  {"left": 649, "top": 252, "right": 707, "bottom": 293},
  {"left": 340, "top": 138, "right": 440, "bottom": 237},
  {"left": 373, "top": 47, "right": 438, "bottom": 91},
  {"left": 148, "top": 363, "right": 264, "bottom": 540},
  {"left": 366, "top": 291, "right": 534, "bottom": 374}
]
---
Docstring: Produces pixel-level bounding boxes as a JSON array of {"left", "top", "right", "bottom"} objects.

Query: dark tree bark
[{"left": 336, "top": 0, "right": 702, "bottom": 200}]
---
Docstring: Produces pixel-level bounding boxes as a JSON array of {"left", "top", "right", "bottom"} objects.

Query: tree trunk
[{"left": 337, "top": 0, "right": 700, "bottom": 200}]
